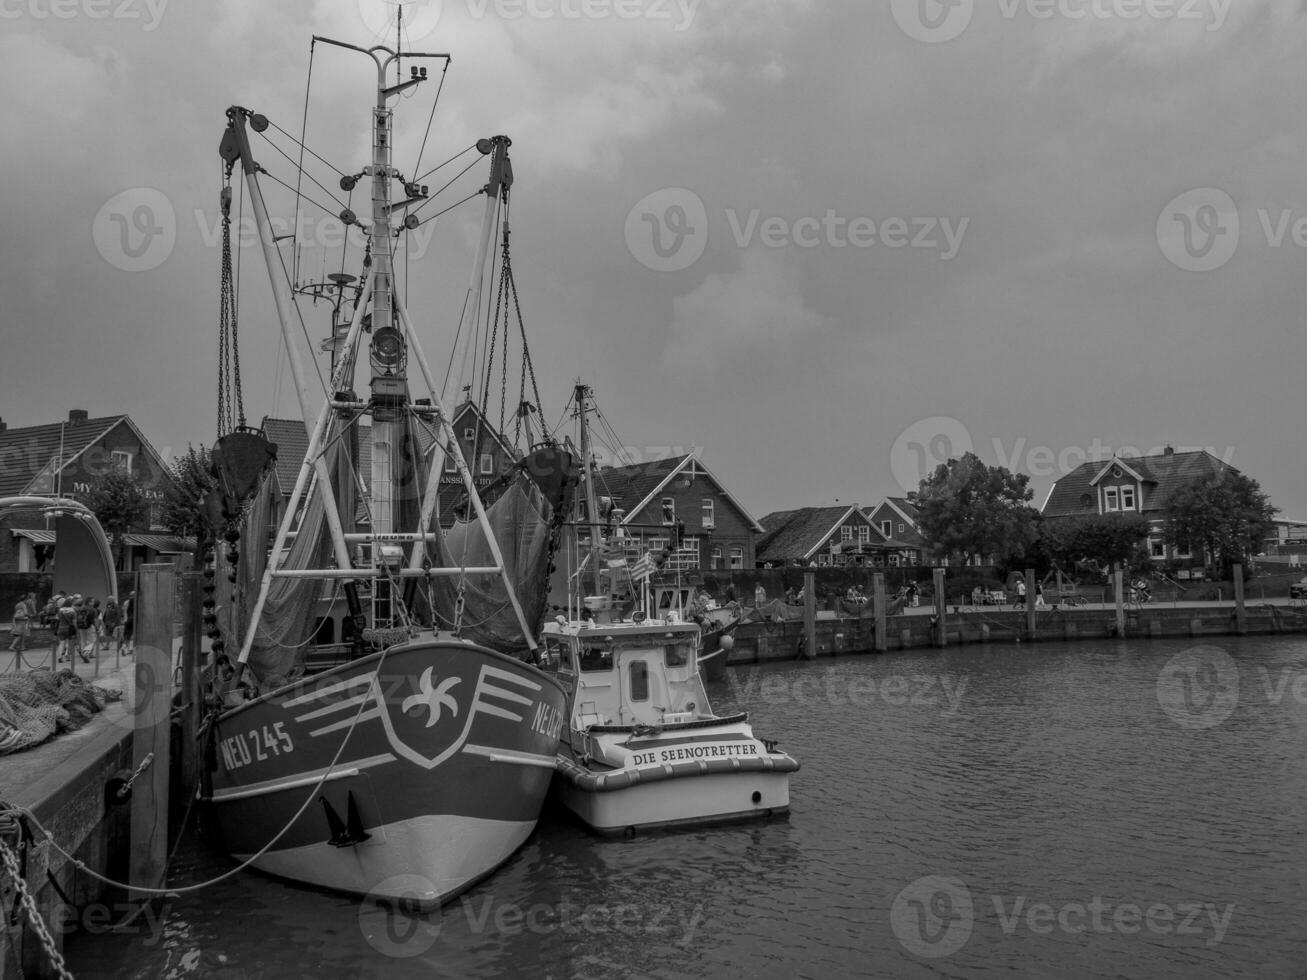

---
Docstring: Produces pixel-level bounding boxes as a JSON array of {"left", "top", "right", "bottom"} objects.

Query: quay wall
[
  {"left": 0, "top": 710, "right": 134, "bottom": 978},
  {"left": 724, "top": 604, "right": 1307, "bottom": 665}
]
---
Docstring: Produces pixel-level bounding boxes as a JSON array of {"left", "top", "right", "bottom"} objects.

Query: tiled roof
[
  {"left": 1042, "top": 450, "right": 1235, "bottom": 518},
  {"left": 0, "top": 416, "right": 127, "bottom": 496},
  {"left": 593, "top": 456, "right": 688, "bottom": 517},
  {"left": 756, "top": 505, "right": 855, "bottom": 563},
  {"left": 886, "top": 496, "right": 921, "bottom": 521}
]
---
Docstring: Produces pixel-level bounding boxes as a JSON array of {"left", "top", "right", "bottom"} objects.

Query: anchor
[{"left": 320, "top": 792, "right": 372, "bottom": 847}]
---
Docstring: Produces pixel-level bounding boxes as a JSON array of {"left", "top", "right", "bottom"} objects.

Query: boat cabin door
[{"left": 618, "top": 649, "right": 671, "bottom": 726}]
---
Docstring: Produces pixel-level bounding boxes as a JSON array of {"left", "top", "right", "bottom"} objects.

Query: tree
[
  {"left": 1164, "top": 470, "right": 1277, "bottom": 578},
  {"left": 160, "top": 445, "right": 216, "bottom": 542},
  {"left": 1040, "top": 513, "right": 1153, "bottom": 579},
  {"left": 85, "top": 465, "right": 149, "bottom": 569},
  {"left": 914, "top": 452, "right": 1039, "bottom": 567}
]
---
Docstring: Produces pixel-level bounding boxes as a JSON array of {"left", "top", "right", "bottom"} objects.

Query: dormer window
[
  {"left": 1120, "top": 486, "right": 1136, "bottom": 511},
  {"left": 1104, "top": 487, "right": 1120, "bottom": 512}
]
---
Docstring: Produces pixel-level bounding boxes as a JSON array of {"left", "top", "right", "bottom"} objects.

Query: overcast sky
[{"left": 2, "top": 0, "right": 1304, "bottom": 523}]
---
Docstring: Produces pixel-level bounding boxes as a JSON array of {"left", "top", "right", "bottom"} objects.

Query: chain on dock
[{"left": 0, "top": 830, "right": 75, "bottom": 980}]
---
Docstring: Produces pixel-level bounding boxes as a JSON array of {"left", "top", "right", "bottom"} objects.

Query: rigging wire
[{"left": 256, "top": 134, "right": 350, "bottom": 218}]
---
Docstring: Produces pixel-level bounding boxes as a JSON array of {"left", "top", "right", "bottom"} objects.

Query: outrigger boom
[{"left": 219, "top": 36, "right": 538, "bottom": 664}]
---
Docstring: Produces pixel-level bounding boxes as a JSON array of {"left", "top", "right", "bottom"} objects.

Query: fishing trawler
[
  {"left": 201, "top": 33, "right": 574, "bottom": 908},
  {"left": 541, "top": 394, "right": 798, "bottom": 835}
]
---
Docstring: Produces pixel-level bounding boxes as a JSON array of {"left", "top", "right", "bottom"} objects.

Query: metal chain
[
  {"left": 116, "top": 752, "right": 154, "bottom": 801},
  {"left": 0, "top": 837, "right": 74, "bottom": 980},
  {"left": 218, "top": 177, "right": 235, "bottom": 438}
]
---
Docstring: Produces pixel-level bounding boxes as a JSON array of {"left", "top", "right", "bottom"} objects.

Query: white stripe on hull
[
  {"left": 557, "top": 771, "right": 791, "bottom": 834},
  {"left": 233, "top": 813, "right": 535, "bottom": 908}
]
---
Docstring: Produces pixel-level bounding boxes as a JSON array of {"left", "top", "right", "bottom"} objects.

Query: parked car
[{"left": 1290, "top": 576, "right": 1307, "bottom": 600}]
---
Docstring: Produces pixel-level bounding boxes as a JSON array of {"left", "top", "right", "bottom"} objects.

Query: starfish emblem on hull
[{"left": 401, "top": 667, "right": 461, "bottom": 728}]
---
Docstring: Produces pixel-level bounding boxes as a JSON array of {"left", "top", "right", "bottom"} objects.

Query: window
[
  {"left": 1175, "top": 538, "right": 1192, "bottom": 559},
  {"left": 701, "top": 498, "right": 715, "bottom": 529},
  {"left": 729, "top": 546, "right": 743, "bottom": 569},
  {"left": 680, "top": 537, "right": 700, "bottom": 569},
  {"left": 463, "top": 427, "right": 475, "bottom": 441},
  {"left": 647, "top": 536, "right": 668, "bottom": 553},
  {"left": 579, "top": 647, "right": 613, "bottom": 672},
  {"left": 1150, "top": 538, "right": 1166, "bottom": 558},
  {"left": 888, "top": 554, "right": 900, "bottom": 567},
  {"left": 881, "top": 521, "right": 891, "bottom": 536},
  {"left": 479, "top": 453, "right": 493, "bottom": 475},
  {"left": 629, "top": 660, "right": 649, "bottom": 702},
  {"left": 858, "top": 526, "right": 870, "bottom": 544},
  {"left": 1080, "top": 492, "right": 1094, "bottom": 509},
  {"left": 908, "top": 552, "right": 919, "bottom": 566},
  {"left": 898, "top": 523, "right": 905, "bottom": 534},
  {"left": 665, "top": 644, "right": 690, "bottom": 668},
  {"left": 1120, "top": 486, "right": 1136, "bottom": 511},
  {"left": 709, "top": 546, "right": 722, "bottom": 570},
  {"left": 840, "top": 525, "right": 854, "bottom": 542},
  {"left": 662, "top": 498, "right": 675, "bottom": 525},
  {"left": 444, "top": 453, "right": 457, "bottom": 474},
  {"left": 1104, "top": 487, "right": 1120, "bottom": 512},
  {"left": 111, "top": 450, "right": 134, "bottom": 475}
]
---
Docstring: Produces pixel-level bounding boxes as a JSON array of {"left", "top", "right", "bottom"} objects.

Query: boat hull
[
  {"left": 553, "top": 728, "right": 798, "bottom": 835},
  {"left": 209, "top": 639, "right": 567, "bottom": 907}
]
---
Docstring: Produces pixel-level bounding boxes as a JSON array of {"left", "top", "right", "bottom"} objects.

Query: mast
[{"left": 575, "top": 382, "right": 604, "bottom": 598}]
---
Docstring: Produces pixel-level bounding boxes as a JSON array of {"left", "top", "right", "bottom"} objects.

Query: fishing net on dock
[{"left": 0, "top": 669, "right": 122, "bottom": 755}]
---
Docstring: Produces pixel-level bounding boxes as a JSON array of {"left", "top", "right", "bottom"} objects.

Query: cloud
[{"left": 661, "top": 248, "right": 833, "bottom": 376}]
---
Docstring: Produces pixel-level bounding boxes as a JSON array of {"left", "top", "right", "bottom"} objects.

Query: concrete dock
[{"left": 0, "top": 667, "right": 135, "bottom": 978}]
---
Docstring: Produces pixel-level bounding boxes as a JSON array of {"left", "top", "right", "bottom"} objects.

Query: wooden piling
[
  {"left": 1233, "top": 564, "right": 1246, "bottom": 635},
  {"left": 130, "top": 564, "right": 172, "bottom": 903},
  {"left": 872, "top": 573, "right": 887, "bottom": 653},
  {"left": 802, "top": 571, "right": 816, "bottom": 660},
  {"left": 1025, "top": 568, "right": 1037, "bottom": 640},
  {"left": 178, "top": 572, "right": 203, "bottom": 797},
  {"left": 1113, "top": 566, "right": 1125, "bottom": 637},
  {"left": 933, "top": 568, "right": 947, "bottom": 647}
]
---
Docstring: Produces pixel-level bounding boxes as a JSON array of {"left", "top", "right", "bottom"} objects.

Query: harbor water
[{"left": 65, "top": 636, "right": 1307, "bottom": 979}]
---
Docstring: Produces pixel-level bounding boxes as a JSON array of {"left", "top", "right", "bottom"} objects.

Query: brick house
[
  {"left": 593, "top": 454, "right": 763, "bottom": 571},
  {"left": 755, "top": 504, "right": 894, "bottom": 568},
  {"left": 864, "top": 496, "right": 928, "bottom": 566},
  {"left": 1040, "top": 447, "right": 1238, "bottom": 567},
  {"left": 0, "top": 409, "right": 178, "bottom": 571}
]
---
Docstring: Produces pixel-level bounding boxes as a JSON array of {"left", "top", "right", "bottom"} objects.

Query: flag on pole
[{"left": 630, "top": 552, "right": 656, "bottom": 581}]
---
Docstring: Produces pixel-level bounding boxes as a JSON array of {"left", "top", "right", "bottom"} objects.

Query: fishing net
[{"left": 0, "top": 669, "right": 123, "bottom": 755}]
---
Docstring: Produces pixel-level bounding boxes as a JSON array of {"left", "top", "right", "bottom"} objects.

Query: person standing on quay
[
  {"left": 1016, "top": 578, "right": 1027, "bottom": 604},
  {"left": 9, "top": 592, "right": 36, "bottom": 659},
  {"left": 55, "top": 598, "right": 79, "bottom": 662},
  {"left": 122, "top": 591, "right": 135, "bottom": 656},
  {"left": 102, "top": 597, "right": 122, "bottom": 656},
  {"left": 74, "top": 597, "right": 97, "bottom": 663}
]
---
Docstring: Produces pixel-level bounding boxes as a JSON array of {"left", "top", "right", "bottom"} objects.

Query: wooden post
[
  {"left": 802, "top": 571, "right": 816, "bottom": 660},
  {"left": 872, "top": 573, "right": 887, "bottom": 653},
  {"left": 178, "top": 572, "right": 203, "bottom": 796},
  {"left": 1025, "top": 568, "right": 1037, "bottom": 640},
  {"left": 1113, "top": 565, "right": 1125, "bottom": 637},
  {"left": 1232, "top": 564, "right": 1246, "bottom": 635},
  {"left": 130, "top": 564, "right": 173, "bottom": 902},
  {"left": 933, "top": 567, "right": 947, "bottom": 647}
]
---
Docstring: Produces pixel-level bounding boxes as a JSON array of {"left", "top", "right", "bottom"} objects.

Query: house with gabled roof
[
  {"left": 755, "top": 504, "right": 898, "bottom": 568},
  {"left": 865, "top": 495, "right": 928, "bottom": 566},
  {"left": 1040, "top": 446, "right": 1237, "bottom": 565},
  {"left": 0, "top": 409, "right": 180, "bottom": 571},
  {"left": 594, "top": 453, "right": 763, "bottom": 570}
]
